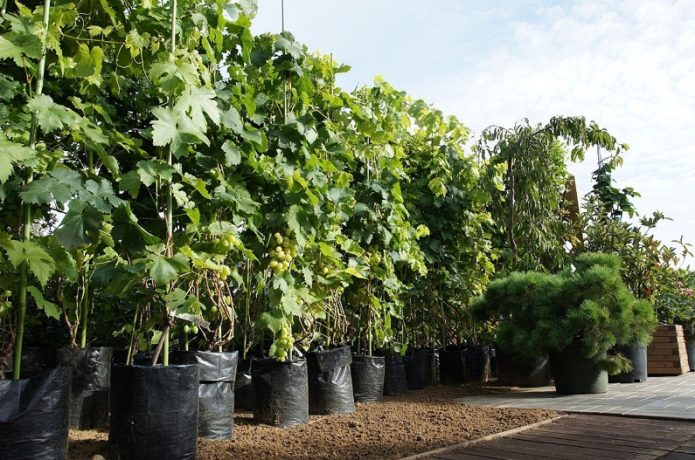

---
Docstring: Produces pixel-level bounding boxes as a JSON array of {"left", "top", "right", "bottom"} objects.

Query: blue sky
[{"left": 253, "top": 0, "right": 695, "bottom": 266}]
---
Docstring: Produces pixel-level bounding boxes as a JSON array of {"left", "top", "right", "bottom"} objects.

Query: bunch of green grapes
[
  {"left": 367, "top": 251, "right": 381, "bottom": 268},
  {"left": 272, "top": 323, "right": 293, "bottom": 361},
  {"left": 268, "top": 232, "right": 297, "bottom": 274}
]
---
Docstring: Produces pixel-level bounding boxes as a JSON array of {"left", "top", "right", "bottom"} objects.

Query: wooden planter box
[{"left": 647, "top": 325, "right": 690, "bottom": 375}]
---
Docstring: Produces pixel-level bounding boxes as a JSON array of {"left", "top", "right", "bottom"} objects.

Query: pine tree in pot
[{"left": 474, "top": 253, "right": 655, "bottom": 394}]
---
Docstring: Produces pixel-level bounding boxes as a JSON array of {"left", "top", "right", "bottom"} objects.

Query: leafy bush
[
  {"left": 655, "top": 270, "right": 695, "bottom": 342},
  {"left": 473, "top": 253, "right": 656, "bottom": 374}
]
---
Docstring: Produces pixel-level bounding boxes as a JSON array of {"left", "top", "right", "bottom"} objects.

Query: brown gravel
[{"left": 68, "top": 384, "right": 558, "bottom": 460}]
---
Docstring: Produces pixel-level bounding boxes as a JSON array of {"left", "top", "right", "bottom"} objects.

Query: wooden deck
[{"left": 421, "top": 414, "right": 695, "bottom": 459}]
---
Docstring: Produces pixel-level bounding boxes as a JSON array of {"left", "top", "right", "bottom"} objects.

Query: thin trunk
[
  {"left": 160, "top": 0, "right": 177, "bottom": 367},
  {"left": 367, "top": 281, "right": 373, "bottom": 356},
  {"left": 243, "top": 261, "right": 250, "bottom": 360},
  {"left": 507, "top": 155, "right": 517, "bottom": 269},
  {"left": 126, "top": 306, "right": 141, "bottom": 366},
  {"left": 79, "top": 276, "right": 89, "bottom": 348},
  {"left": 12, "top": 0, "right": 50, "bottom": 380}
]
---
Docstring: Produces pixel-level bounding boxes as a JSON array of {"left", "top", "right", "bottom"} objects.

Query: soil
[{"left": 68, "top": 384, "right": 558, "bottom": 460}]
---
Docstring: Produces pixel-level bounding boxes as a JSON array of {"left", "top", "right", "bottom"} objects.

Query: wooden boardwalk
[{"left": 420, "top": 414, "right": 695, "bottom": 459}]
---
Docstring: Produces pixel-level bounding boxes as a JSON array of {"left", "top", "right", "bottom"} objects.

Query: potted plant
[
  {"left": 474, "top": 253, "right": 656, "bottom": 394},
  {"left": 0, "top": 2, "right": 75, "bottom": 457}
]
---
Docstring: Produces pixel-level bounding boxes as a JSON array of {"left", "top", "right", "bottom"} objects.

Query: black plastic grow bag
[
  {"left": 171, "top": 350, "right": 239, "bottom": 439},
  {"left": 405, "top": 349, "right": 429, "bottom": 390},
  {"left": 307, "top": 346, "right": 355, "bottom": 414},
  {"left": 56, "top": 347, "right": 112, "bottom": 429},
  {"left": 109, "top": 364, "right": 199, "bottom": 459},
  {"left": 0, "top": 367, "right": 71, "bottom": 460},
  {"left": 234, "top": 357, "right": 255, "bottom": 411},
  {"left": 439, "top": 348, "right": 468, "bottom": 384},
  {"left": 465, "top": 346, "right": 490, "bottom": 383},
  {"left": 383, "top": 353, "right": 408, "bottom": 396},
  {"left": 351, "top": 354, "right": 385, "bottom": 403},
  {"left": 495, "top": 350, "right": 550, "bottom": 387},
  {"left": 252, "top": 357, "right": 308, "bottom": 427},
  {"left": 426, "top": 348, "right": 440, "bottom": 385}
]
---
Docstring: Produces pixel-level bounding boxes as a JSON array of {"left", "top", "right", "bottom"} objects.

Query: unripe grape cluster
[
  {"left": 183, "top": 323, "right": 199, "bottom": 335},
  {"left": 274, "top": 323, "right": 293, "bottom": 361},
  {"left": 268, "top": 232, "right": 296, "bottom": 274}
]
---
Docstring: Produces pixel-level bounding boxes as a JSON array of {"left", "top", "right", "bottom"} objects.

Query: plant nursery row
[{"left": 1, "top": 1, "right": 693, "bottom": 459}]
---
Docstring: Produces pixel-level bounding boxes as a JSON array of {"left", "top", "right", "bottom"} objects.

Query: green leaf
[
  {"left": 136, "top": 160, "right": 176, "bottom": 187},
  {"left": 150, "top": 253, "right": 189, "bottom": 285},
  {"left": 151, "top": 107, "right": 179, "bottom": 148},
  {"left": 261, "top": 310, "right": 285, "bottom": 334},
  {"left": 82, "top": 179, "right": 124, "bottom": 212},
  {"left": 221, "top": 140, "right": 241, "bottom": 166},
  {"left": 220, "top": 107, "right": 243, "bottom": 135},
  {"left": 0, "top": 74, "right": 19, "bottom": 100},
  {"left": 0, "top": 33, "right": 41, "bottom": 66},
  {"left": 27, "top": 286, "right": 60, "bottom": 320},
  {"left": 112, "top": 204, "right": 161, "bottom": 250},
  {"left": 119, "top": 171, "right": 141, "bottom": 197},
  {"left": 74, "top": 44, "right": 104, "bottom": 82},
  {"left": 4, "top": 240, "right": 56, "bottom": 286},
  {"left": 0, "top": 139, "right": 35, "bottom": 183},
  {"left": 55, "top": 201, "right": 103, "bottom": 249},
  {"left": 175, "top": 86, "right": 220, "bottom": 130},
  {"left": 20, "top": 176, "right": 72, "bottom": 204},
  {"left": 49, "top": 167, "right": 82, "bottom": 189},
  {"left": 27, "top": 95, "right": 78, "bottom": 132},
  {"left": 183, "top": 173, "right": 211, "bottom": 199}
]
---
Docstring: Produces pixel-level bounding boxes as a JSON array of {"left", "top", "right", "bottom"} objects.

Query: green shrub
[{"left": 473, "top": 252, "right": 656, "bottom": 374}]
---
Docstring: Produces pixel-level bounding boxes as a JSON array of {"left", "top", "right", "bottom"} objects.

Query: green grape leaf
[
  {"left": 221, "top": 140, "right": 241, "bottom": 166},
  {"left": 27, "top": 286, "right": 60, "bottom": 320},
  {"left": 82, "top": 179, "right": 124, "bottom": 212},
  {"left": 261, "top": 310, "right": 285, "bottom": 334},
  {"left": 220, "top": 107, "right": 244, "bottom": 135},
  {"left": 175, "top": 86, "right": 220, "bottom": 130},
  {"left": 0, "top": 33, "right": 41, "bottom": 66},
  {"left": 20, "top": 176, "right": 72, "bottom": 205},
  {"left": 26, "top": 95, "right": 78, "bottom": 132},
  {"left": 111, "top": 204, "right": 161, "bottom": 249},
  {"left": 74, "top": 44, "right": 104, "bottom": 83},
  {"left": 119, "top": 170, "right": 141, "bottom": 197},
  {"left": 149, "top": 253, "right": 189, "bottom": 285},
  {"left": 4, "top": 240, "right": 56, "bottom": 286},
  {"left": 136, "top": 159, "right": 176, "bottom": 187},
  {"left": 151, "top": 107, "right": 179, "bottom": 148},
  {"left": 55, "top": 200, "right": 103, "bottom": 249},
  {"left": 0, "top": 139, "right": 35, "bottom": 183}
]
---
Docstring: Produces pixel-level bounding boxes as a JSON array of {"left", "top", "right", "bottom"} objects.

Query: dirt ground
[{"left": 69, "top": 384, "right": 558, "bottom": 460}]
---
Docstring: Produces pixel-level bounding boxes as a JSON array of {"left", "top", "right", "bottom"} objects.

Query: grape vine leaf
[
  {"left": 4, "top": 240, "right": 56, "bottom": 286},
  {"left": 0, "top": 140, "right": 35, "bottom": 183},
  {"left": 20, "top": 175, "right": 73, "bottom": 204},
  {"left": 27, "top": 286, "right": 60, "bottom": 320},
  {"left": 26, "top": 95, "right": 78, "bottom": 132},
  {"left": 151, "top": 107, "right": 179, "bottom": 148},
  {"left": 150, "top": 253, "right": 189, "bottom": 285},
  {"left": 221, "top": 140, "right": 242, "bottom": 165},
  {"left": 55, "top": 200, "right": 103, "bottom": 249}
]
